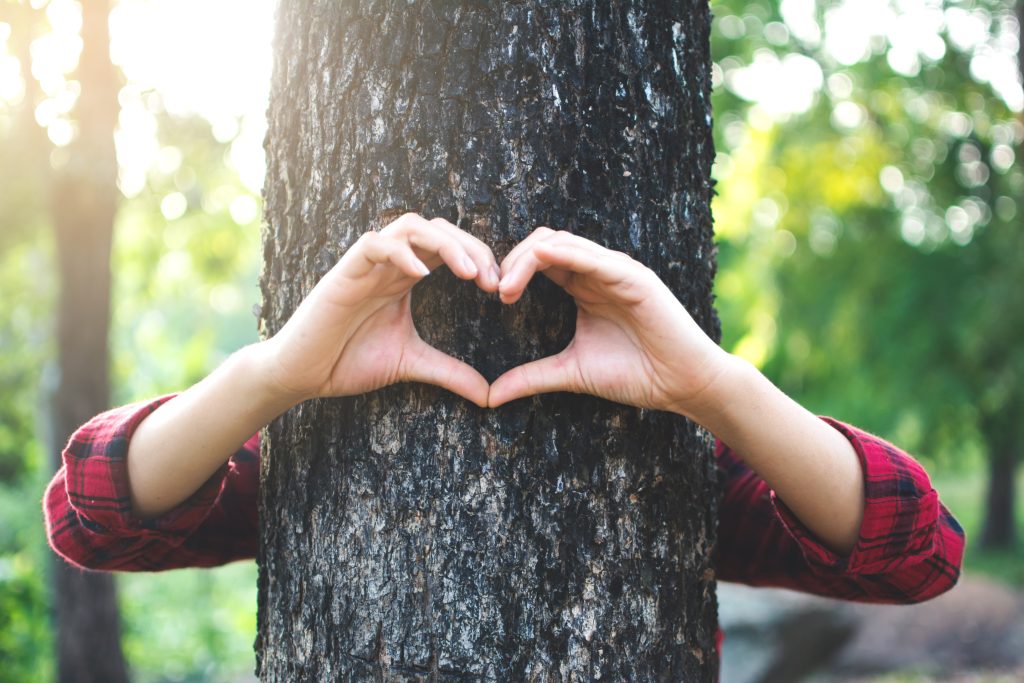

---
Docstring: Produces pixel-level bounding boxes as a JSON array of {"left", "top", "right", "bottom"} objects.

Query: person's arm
[
  {"left": 123, "top": 347, "right": 291, "bottom": 519},
  {"left": 689, "top": 355, "right": 865, "bottom": 554},
  {"left": 490, "top": 228, "right": 907, "bottom": 558},
  {"left": 120, "top": 214, "right": 499, "bottom": 519}
]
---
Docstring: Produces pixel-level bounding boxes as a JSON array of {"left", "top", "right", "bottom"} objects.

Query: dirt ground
[
  {"left": 816, "top": 574, "right": 1024, "bottom": 682},
  {"left": 818, "top": 669, "right": 1024, "bottom": 682}
]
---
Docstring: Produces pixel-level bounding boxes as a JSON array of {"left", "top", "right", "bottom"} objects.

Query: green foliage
[
  {"left": 0, "top": 468, "right": 56, "bottom": 683},
  {"left": 710, "top": 0, "right": 1023, "bottom": 470},
  {"left": 110, "top": 105, "right": 261, "bottom": 403},
  {"left": 0, "top": 552, "right": 52, "bottom": 683},
  {"left": 119, "top": 563, "right": 258, "bottom": 683},
  {"left": 0, "top": 238, "right": 52, "bottom": 483},
  {"left": 0, "top": 15, "right": 57, "bottom": 674}
]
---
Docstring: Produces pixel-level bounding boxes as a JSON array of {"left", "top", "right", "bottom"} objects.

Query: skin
[{"left": 126, "top": 214, "right": 865, "bottom": 555}]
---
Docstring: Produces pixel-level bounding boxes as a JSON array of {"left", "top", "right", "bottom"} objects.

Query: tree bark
[
  {"left": 47, "top": 1, "right": 130, "bottom": 681},
  {"left": 258, "top": 1, "right": 720, "bottom": 680}
]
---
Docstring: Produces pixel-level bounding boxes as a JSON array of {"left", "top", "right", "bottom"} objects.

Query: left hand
[
  {"left": 263, "top": 214, "right": 497, "bottom": 407},
  {"left": 488, "top": 228, "right": 732, "bottom": 418}
]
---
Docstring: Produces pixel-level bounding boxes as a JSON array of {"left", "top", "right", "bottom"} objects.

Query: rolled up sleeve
[
  {"left": 716, "top": 419, "right": 965, "bottom": 604},
  {"left": 44, "top": 395, "right": 256, "bottom": 572}
]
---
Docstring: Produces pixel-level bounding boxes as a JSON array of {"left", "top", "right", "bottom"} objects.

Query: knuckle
[
  {"left": 387, "top": 212, "right": 421, "bottom": 234},
  {"left": 463, "top": 231, "right": 487, "bottom": 248},
  {"left": 465, "top": 240, "right": 488, "bottom": 258}
]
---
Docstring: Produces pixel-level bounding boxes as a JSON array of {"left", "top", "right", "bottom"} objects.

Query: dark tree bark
[
  {"left": 46, "top": 1, "right": 130, "bottom": 681},
  {"left": 258, "top": 1, "right": 719, "bottom": 680}
]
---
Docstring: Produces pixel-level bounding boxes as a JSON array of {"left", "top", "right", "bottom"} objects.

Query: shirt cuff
[
  {"left": 61, "top": 394, "right": 231, "bottom": 543},
  {"left": 770, "top": 417, "right": 940, "bottom": 575}
]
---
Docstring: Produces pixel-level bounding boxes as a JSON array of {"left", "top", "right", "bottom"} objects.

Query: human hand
[
  {"left": 260, "top": 213, "right": 499, "bottom": 407},
  {"left": 488, "top": 228, "right": 733, "bottom": 419}
]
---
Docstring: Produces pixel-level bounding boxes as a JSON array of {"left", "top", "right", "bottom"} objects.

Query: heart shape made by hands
[
  {"left": 402, "top": 227, "right": 722, "bottom": 415},
  {"left": 268, "top": 218, "right": 721, "bottom": 417}
]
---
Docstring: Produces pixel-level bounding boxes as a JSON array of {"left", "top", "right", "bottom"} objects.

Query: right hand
[
  {"left": 259, "top": 213, "right": 499, "bottom": 407},
  {"left": 488, "top": 228, "right": 731, "bottom": 419}
]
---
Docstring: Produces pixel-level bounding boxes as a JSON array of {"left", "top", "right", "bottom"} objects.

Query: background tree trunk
[
  {"left": 980, "top": 406, "right": 1019, "bottom": 548},
  {"left": 47, "top": 1, "right": 130, "bottom": 681},
  {"left": 258, "top": 1, "right": 720, "bottom": 679}
]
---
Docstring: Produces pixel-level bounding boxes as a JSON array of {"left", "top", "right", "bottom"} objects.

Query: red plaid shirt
[{"left": 43, "top": 395, "right": 965, "bottom": 604}]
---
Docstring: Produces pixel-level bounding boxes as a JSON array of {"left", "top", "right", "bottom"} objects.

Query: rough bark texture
[
  {"left": 47, "top": 1, "right": 130, "bottom": 681},
  {"left": 258, "top": 1, "right": 719, "bottom": 680}
]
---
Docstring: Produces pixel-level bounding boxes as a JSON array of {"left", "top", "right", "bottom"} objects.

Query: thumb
[
  {"left": 400, "top": 339, "right": 490, "bottom": 407},
  {"left": 487, "top": 351, "right": 578, "bottom": 408}
]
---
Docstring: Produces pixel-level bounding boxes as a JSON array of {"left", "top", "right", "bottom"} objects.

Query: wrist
[
  {"left": 240, "top": 340, "right": 311, "bottom": 411},
  {"left": 669, "top": 351, "right": 760, "bottom": 429}
]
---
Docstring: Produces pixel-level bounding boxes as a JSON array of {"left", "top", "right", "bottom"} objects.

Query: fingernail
[
  {"left": 490, "top": 265, "right": 501, "bottom": 285},
  {"left": 462, "top": 256, "right": 478, "bottom": 276},
  {"left": 416, "top": 261, "right": 431, "bottom": 276}
]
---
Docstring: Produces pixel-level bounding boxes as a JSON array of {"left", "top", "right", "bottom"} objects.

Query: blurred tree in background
[
  {"left": 0, "top": 0, "right": 1022, "bottom": 680},
  {"left": 0, "top": 1, "right": 262, "bottom": 681},
  {"left": 45, "top": 0, "right": 130, "bottom": 678}
]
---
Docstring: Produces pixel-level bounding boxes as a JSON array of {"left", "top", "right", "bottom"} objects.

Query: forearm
[
  {"left": 685, "top": 354, "right": 865, "bottom": 555},
  {"left": 126, "top": 342, "right": 298, "bottom": 519}
]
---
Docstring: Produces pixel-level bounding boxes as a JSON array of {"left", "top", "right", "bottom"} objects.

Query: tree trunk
[
  {"left": 258, "top": 1, "right": 720, "bottom": 680},
  {"left": 980, "top": 409, "right": 1018, "bottom": 549},
  {"left": 47, "top": 1, "right": 130, "bottom": 681}
]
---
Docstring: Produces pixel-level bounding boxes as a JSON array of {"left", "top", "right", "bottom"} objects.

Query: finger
[
  {"left": 384, "top": 214, "right": 480, "bottom": 281},
  {"left": 500, "top": 229, "right": 626, "bottom": 302},
  {"left": 487, "top": 352, "right": 578, "bottom": 408},
  {"left": 428, "top": 218, "right": 501, "bottom": 291},
  {"left": 499, "top": 229, "right": 579, "bottom": 304},
  {"left": 504, "top": 231, "right": 645, "bottom": 298},
  {"left": 501, "top": 229, "right": 621, "bottom": 303},
  {"left": 531, "top": 239, "right": 637, "bottom": 285},
  {"left": 400, "top": 339, "right": 490, "bottom": 407},
  {"left": 499, "top": 226, "right": 556, "bottom": 274},
  {"left": 497, "top": 251, "right": 566, "bottom": 304},
  {"left": 346, "top": 231, "right": 430, "bottom": 279},
  {"left": 536, "top": 241, "right": 655, "bottom": 305}
]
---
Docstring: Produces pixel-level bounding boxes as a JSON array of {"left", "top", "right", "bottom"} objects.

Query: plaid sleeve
[
  {"left": 714, "top": 418, "right": 965, "bottom": 604},
  {"left": 43, "top": 395, "right": 259, "bottom": 572}
]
